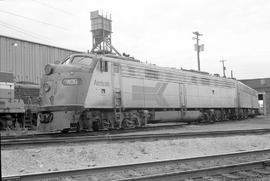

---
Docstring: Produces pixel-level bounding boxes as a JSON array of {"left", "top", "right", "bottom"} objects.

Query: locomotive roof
[
  {"left": 100, "top": 54, "right": 236, "bottom": 83},
  {"left": 68, "top": 53, "right": 239, "bottom": 85},
  {"left": 63, "top": 53, "right": 257, "bottom": 94}
]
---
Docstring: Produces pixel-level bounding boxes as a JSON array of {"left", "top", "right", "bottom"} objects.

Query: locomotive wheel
[
  {"left": 202, "top": 112, "right": 210, "bottom": 123},
  {"left": 216, "top": 111, "right": 222, "bottom": 122},
  {"left": 221, "top": 110, "right": 229, "bottom": 121},
  {"left": 210, "top": 112, "right": 218, "bottom": 123},
  {"left": 244, "top": 110, "right": 248, "bottom": 119},
  {"left": 92, "top": 119, "right": 100, "bottom": 131},
  {"left": 101, "top": 119, "right": 112, "bottom": 130},
  {"left": 140, "top": 117, "right": 147, "bottom": 126},
  {"left": 61, "top": 128, "right": 70, "bottom": 133},
  {"left": 122, "top": 118, "right": 137, "bottom": 129},
  {"left": 133, "top": 118, "right": 140, "bottom": 128},
  {"left": 76, "top": 122, "right": 80, "bottom": 132}
]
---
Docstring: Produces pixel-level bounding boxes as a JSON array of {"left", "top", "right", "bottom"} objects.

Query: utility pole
[
  {"left": 192, "top": 31, "right": 204, "bottom": 71},
  {"left": 220, "top": 60, "right": 227, "bottom": 77}
]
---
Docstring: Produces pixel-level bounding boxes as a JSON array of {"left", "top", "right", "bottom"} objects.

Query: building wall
[
  {"left": 240, "top": 78, "right": 270, "bottom": 115},
  {"left": 0, "top": 35, "right": 81, "bottom": 84},
  {"left": 264, "top": 92, "right": 270, "bottom": 115}
]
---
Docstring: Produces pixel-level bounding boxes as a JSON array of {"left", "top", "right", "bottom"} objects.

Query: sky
[{"left": 0, "top": 0, "right": 270, "bottom": 79}]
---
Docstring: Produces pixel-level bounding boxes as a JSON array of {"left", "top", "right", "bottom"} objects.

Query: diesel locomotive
[
  {"left": 38, "top": 53, "right": 259, "bottom": 132},
  {"left": 0, "top": 72, "right": 40, "bottom": 130}
]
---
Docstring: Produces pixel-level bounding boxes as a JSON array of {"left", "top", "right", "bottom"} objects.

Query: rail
[
  {"left": 121, "top": 160, "right": 270, "bottom": 181},
  {"left": 3, "top": 149, "right": 270, "bottom": 181},
  {"left": 2, "top": 128, "right": 270, "bottom": 146}
]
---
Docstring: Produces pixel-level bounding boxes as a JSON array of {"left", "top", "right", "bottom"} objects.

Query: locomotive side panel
[
  {"left": 122, "top": 77, "right": 144, "bottom": 108},
  {"left": 252, "top": 94, "right": 259, "bottom": 109},
  {"left": 131, "top": 79, "right": 180, "bottom": 108},
  {"left": 84, "top": 60, "right": 113, "bottom": 108},
  {"left": 239, "top": 91, "right": 252, "bottom": 108},
  {"left": 184, "top": 83, "right": 237, "bottom": 108},
  {"left": 121, "top": 65, "right": 181, "bottom": 108},
  {"left": 237, "top": 82, "right": 259, "bottom": 109}
]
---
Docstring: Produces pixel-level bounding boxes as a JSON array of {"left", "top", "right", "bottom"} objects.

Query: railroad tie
[
  {"left": 202, "top": 176, "right": 220, "bottom": 181},
  {"left": 237, "top": 170, "right": 258, "bottom": 177},
  {"left": 251, "top": 168, "right": 270, "bottom": 175},
  {"left": 221, "top": 173, "right": 242, "bottom": 179}
]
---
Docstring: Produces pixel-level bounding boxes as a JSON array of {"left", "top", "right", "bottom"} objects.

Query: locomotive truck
[{"left": 38, "top": 53, "right": 259, "bottom": 132}]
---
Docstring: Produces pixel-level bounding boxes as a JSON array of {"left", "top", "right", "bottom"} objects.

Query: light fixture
[{"left": 12, "top": 42, "right": 19, "bottom": 47}]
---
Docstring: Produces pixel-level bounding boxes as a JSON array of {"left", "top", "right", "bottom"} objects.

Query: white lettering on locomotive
[{"left": 94, "top": 80, "right": 110, "bottom": 87}]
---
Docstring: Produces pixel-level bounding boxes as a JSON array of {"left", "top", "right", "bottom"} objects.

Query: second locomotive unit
[
  {"left": 38, "top": 53, "right": 259, "bottom": 132},
  {"left": 0, "top": 72, "right": 40, "bottom": 130}
]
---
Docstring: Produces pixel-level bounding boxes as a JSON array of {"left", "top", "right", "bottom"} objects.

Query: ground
[{"left": 2, "top": 116, "right": 270, "bottom": 177}]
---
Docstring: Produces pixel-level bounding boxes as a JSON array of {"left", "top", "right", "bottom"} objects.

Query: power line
[
  {"left": 0, "top": 20, "right": 51, "bottom": 40},
  {"left": 0, "top": 9, "right": 68, "bottom": 31},
  {"left": 32, "top": 0, "right": 74, "bottom": 16},
  {"left": 0, "top": 20, "right": 56, "bottom": 45},
  {"left": 0, "top": 23, "right": 53, "bottom": 44}
]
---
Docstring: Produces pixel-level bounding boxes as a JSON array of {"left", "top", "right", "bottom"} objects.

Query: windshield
[
  {"left": 62, "top": 56, "right": 71, "bottom": 64},
  {"left": 62, "top": 56, "right": 93, "bottom": 66}
]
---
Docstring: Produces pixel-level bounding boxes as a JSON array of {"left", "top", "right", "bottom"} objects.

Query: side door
[
  {"left": 111, "top": 63, "right": 122, "bottom": 107},
  {"left": 179, "top": 83, "right": 187, "bottom": 107},
  {"left": 112, "top": 63, "right": 121, "bottom": 90},
  {"left": 179, "top": 83, "right": 187, "bottom": 117}
]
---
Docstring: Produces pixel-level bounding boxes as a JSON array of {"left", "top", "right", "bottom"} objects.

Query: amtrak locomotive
[{"left": 38, "top": 54, "right": 259, "bottom": 132}]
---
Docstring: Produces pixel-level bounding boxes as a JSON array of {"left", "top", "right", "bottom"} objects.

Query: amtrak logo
[
  {"left": 132, "top": 83, "right": 168, "bottom": 106},
  {"left": 94, "top": 80, "right": 110, "bottom": 87}
]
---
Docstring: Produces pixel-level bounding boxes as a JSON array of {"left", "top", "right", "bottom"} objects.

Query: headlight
[
  {"left": 62, "top": 78, "right": 81, "bottom": 85},
  {"left": 43, "top": 83, "right": 50, "bottom": 92},
  {"left": 45, "top": 64, "right": 53, "bottom": 75}
]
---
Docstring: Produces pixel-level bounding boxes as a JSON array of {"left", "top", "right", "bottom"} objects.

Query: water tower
[{"left": 90, "top": 10, "right": 121, "bottom": 55}]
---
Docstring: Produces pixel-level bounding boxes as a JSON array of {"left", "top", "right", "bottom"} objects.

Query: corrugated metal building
[{"left": 0, "top": 35, "right": 81, "bottom": 84}]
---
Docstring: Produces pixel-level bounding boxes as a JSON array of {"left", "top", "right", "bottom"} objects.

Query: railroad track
[
  {"left": 1, "top": 117, "right": 259, "bottom": 140},
  {"left": 1, "top": 123, "right": 185, "bottom": 139},
  {"left": 123, "top": 160, "right": 270, "bottom": 181},
  {"left": 3, "top": 149, "right": 270, "bottom": 181},
  {"left": 2, "top": 128, "right": 270, "bottom": 146}
]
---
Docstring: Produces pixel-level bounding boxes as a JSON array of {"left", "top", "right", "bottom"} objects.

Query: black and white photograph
[{"left": 1, "top": 0, "right": 270, "bottom": 180}]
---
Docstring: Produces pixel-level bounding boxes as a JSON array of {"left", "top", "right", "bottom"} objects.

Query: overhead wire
[
  {"left": 0, "top": 1, "right": 84, "bottom": 48},
  {"left": 31, "top": 0, "right": 75, "bottom": 16},
  {"left": 0, "top": 10, "right": 68, "bottom": 31},
  {"left": 0, "top": 20, "right": 57, "bottom": 45}
]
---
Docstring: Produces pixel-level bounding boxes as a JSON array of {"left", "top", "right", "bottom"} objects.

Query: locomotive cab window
[
  {"left": 62, "top": 56, "right": 71, "bottom": 64},
  {"left": 62, "top": 56, "right": 93, "bottom": 66},
  {"left": 100, "top": 60, "right": 108, "bottom": 72},
  {"left": 71, "top": 56, "right": 93, "bottom": 66}
]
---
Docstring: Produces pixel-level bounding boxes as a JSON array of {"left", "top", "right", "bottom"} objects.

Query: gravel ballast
[{"left": 2, "top": 134, "right": 270, "bottom": 176}]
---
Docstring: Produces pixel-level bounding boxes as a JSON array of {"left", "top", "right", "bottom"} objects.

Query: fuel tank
[{"left": 150, "top": 111, "right": 203, "bottom": 123}]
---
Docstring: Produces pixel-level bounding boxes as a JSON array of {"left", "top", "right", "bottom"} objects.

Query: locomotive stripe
[
  {"left": 121, "top": 65, "right": 236, "bottom": 88},
  {"left": 122, "top": 72, "right": 235, "bottom": 88},
  {"left": 132, "top": 83, "right": 169, "bottom": 106}
]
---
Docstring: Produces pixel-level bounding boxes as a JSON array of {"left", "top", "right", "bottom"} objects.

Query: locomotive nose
[{"left": 40, "top": 64, "right": 92, "bottom": 111}]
